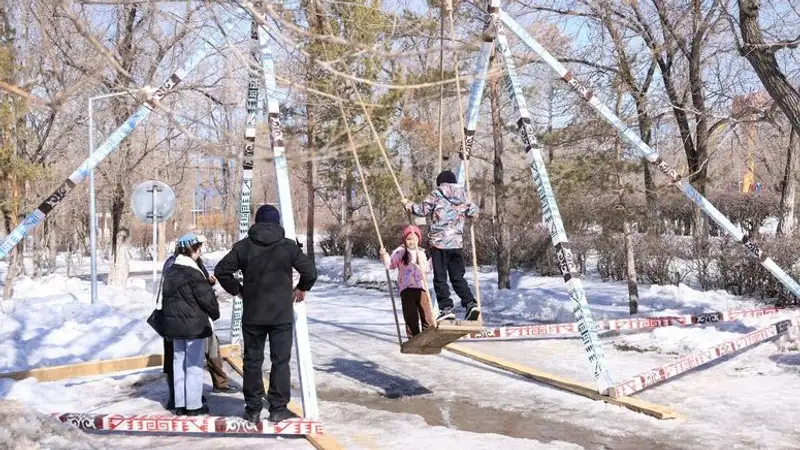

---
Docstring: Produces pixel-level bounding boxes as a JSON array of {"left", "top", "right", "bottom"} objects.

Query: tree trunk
[
  {"left": 339, "top": 173, "right": 346, "bottom": 225},
  {"left": 158, "top": 222, "right": 166, "bottom": 260},
  {"left": 489, "top": 58, "right": 510, "bottom": 289},
  {"left": 652, "top": 54, "right": 707, "bottom": 242},
  {"left": 547, "top": 84, "right": 555, "bottom": 162},
  {"left": 110, "top": 181, "right": 125, "bottom": 262},
  {"left": 778, "top": 128, "right": 798, "bottom": 235},
  {"left": 1, "top": 213, "right": 14, "bottom": 300},
  {"left": 304, "top": 0, "right": 324, "bottom": 263},
  {"left": 66, "top": 241, "right": 73, "bottom": 278},
  {"left": 343, "top": 174, "right": 353, "bottom": 281},
  {"left": 3, "top": 246, "right": 20, "bottom": 301},
  {"left": 633, "top": 106, "right": 657, "bottom": 234},
  {"left": 738, "top": 0, "right": 800, "bottom": 133},
  {"left": 33, "top": 218, "right": 47, "bottom": 277},
  {"left": 2, "top": 240, "right": 20, "bottom": 302},
  {"left": 615, "top": 89, "right": 639, "bottom": 314},
  {"left": 109, "top": 229, "right": 130, "bottom": 287},
  {"left": 220, "top": 159, "right": 230, "bottom": 215},
  {"left": 623, "top": 218, "right": 639, "bottom": 314},
  {"left": 643, "top": 163, "right": 657, "bottom": 232},
  {"left": 306, "top": 107, "right": 316, "bottom": 262},
  {"left": 688, "top": 37, "right": 711, "bottom": 248},
  {"left": 21, "top": 180, "right": 30, "bottom": 277},
  {"left": 2, "top": 175, "right": 20, "bottom": 300},
  {"left": 104, "top": 6, "right": 138, "bottom": 284},
  {"left": 599, "top": 13, "right": 659, "bottom": 235},
  {"left": 109, "top": 181, "right": 129, "bottom": 287}
]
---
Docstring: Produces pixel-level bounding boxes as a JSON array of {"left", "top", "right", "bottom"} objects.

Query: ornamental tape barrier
[
  {"left": 54, "top": 412, "right": 323, "bottom": 436},
  {"left": 462, "top": 307, "right": 784, "bottom": 341},
  {"left": 607, "top": 317, "right": 796, "bottom": 398}
]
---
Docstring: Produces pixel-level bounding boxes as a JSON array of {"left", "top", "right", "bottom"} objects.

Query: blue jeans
[{"left": 172, "top": 338, "right": 205, "bottom": 410}]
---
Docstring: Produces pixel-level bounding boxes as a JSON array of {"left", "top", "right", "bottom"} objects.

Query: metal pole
[
  {"left": 151, "top": 185, "right": 158, "bottom": 301},
  {"left": 88, "top": 99, "right": 98, "bottom": 305}
]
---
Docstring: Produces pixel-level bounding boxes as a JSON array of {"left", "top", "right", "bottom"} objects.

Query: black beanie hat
[
  {"left": 436, "top": 170, "right": 457, "bottom": 186},
  {"left": 255, "top": 204, "right": 281, "bottom": 224}
]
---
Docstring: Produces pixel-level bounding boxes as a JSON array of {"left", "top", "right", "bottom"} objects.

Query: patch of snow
[
  {"left": 0, "top": 273, "right": 233, "bottom": 373},
  {"left": 0, "top": 399, "right": 102, "bottom": 450}
]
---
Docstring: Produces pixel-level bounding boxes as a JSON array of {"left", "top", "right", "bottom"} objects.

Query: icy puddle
[{"left": 318, "top": 388, "right": 681, "bottom": 450}]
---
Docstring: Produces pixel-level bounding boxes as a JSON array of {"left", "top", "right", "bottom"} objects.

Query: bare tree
[
  {"left": 614, "top": 84, "right": 640, "bottom": 314},
  {"left": 778, "top": 128, "right": 798, "bottom": 234},
  {"left": 596, "top": 6, "right": 659, "bottom": 234},
  {"left": 731, "top": 0, "right": 800, "bottom": 235},
  {"left": 621, "top": 1, "right": 735, "bottom": 242},
  {"left": 302, "top": 0, "right": 325, "bottom": 264},
  {"left": 2, "top": 1, "right": 84, "bottom": 296},
  {"left": 488, "top": 55, "right": 511, "bottom": 289},
  {"left": 735, "top": 0, "right": 800, "bottom": 132},
  {"left": 529, "top": 1, "right": 737, "bottom": 241}
]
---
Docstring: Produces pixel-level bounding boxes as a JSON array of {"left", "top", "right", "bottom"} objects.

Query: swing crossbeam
[{"left": 400, "top": 321, "right": 483, "bottom": 355}]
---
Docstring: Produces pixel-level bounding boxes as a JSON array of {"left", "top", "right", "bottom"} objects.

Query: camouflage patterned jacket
[{"left": 410, "top": 183, "right": 478, "bottom": 249}]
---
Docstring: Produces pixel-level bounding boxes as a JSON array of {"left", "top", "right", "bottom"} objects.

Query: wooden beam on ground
[
  {"left": 401, "top": 321, "right": 483, "bottom": 355},
  {"left": 224, "top": 356, "right": 344, "bottom": 450},
  {"left": 0, "top": 345, "right": 237, "bottom": 383},
  {"left": 444, "top": 343, "right": 678, "bottom": 420}
]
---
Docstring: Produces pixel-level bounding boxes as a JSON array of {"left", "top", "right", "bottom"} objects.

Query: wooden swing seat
[{"left": 400, "top": 320, "right": 483, "bottom": 355}]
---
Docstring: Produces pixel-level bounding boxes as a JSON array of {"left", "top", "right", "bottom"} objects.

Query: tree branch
[
  {"left": 743, "top": 33, "right": 800, "bottom": 53},
  {"left": 558, "top": 58, "right": 620, "bottom": 75}
]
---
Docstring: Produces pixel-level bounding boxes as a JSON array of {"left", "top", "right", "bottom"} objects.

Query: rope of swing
[
  {"left": 310, "top": 0, "right": 405, "bottom": 346},
  {"left": 349, "top": 83, "right": 409, "bottom": 205},
  {"left": 337, "top": 99, "right": 404, "bottom": 347},
  {"left": 344, "top": 1, "right": 482, "bottom": 323},
  {"left": 436, "top": 0, "right": 447, "bottom": 173}
]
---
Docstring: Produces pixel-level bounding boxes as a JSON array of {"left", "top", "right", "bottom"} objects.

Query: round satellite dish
[{"left": 130, "top": 180, "right": 176, "bottom": 224}]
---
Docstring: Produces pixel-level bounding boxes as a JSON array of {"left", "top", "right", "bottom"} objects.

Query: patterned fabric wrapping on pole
[
  {"left": 498, "top": 11, "right": 800, "bottom": 299},
  {"left": 455, "top": 9, "right": 493, "bottom": 186},
  {"left": 259, "top": 25, "right": 320, "bottom": 421},
  {"left": 0, "top": 41, "right": 216, "bottom": 260},
  {"left": 463, "top": 307, "right": 783, "bottom": 340},
  {"left": 487, "top": 6, "right": 614, "bottom": 394},
  {"left": 608, "top": 317, "right": 796, "bottom": 398},
  {"left": 230, "top": 20, "right": 261, "bottom": 349}
]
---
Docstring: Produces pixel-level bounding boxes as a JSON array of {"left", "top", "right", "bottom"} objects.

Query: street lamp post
[{"left": 88, "top": 90, "right": 138, "bottom": 305}]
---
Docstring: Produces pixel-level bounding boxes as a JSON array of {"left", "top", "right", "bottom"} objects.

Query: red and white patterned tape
[
  {"left": 54, "top": 412, "right": 323, "bottom": 435},
  {"left": 461, "top": 307, "right": 784, "bottom": 340},
  {"left": 607, "top": 317, "right": 796, "bottom": 398}
]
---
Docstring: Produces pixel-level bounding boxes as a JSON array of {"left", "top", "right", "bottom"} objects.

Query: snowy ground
[{"left": 2, "top": 253, "right": 800, "bottom": 449}]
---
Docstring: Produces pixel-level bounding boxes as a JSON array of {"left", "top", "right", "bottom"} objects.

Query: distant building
[{"left": 730, "top": 91, "right": 773, "bottom": 193}]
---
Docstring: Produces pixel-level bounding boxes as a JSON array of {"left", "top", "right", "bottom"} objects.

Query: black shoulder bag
[{"left": 146, "top": 274, "right": 166, "bottom": 337}]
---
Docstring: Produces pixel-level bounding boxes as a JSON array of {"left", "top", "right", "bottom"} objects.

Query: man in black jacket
[{"left": 214, "top": 204, "right": 317, "bottom": 424}]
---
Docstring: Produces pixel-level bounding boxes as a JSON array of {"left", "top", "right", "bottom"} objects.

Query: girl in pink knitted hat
[{"left": 380, "top": 225, "right": 435, "bottom": 338}]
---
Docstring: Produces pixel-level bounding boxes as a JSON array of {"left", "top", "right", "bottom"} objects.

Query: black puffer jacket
[
  {"left": 215, "top": 223, "right": 317, "bottom": 325},
  {"left": 161, "top": 255, "right": 220, "bottom": 339}
]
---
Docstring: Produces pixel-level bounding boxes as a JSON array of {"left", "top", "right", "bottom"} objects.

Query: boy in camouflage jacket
[{"left": 402, "top": 170, "right": 480, "bottom": 321}]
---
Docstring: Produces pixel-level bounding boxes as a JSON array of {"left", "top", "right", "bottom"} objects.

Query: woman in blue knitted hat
[
  {"left": 160, "top": 232, "right": 220, "bottom": 416},
  {"left": 160, "top": 233, "right": 238, "bottom": 412}
]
